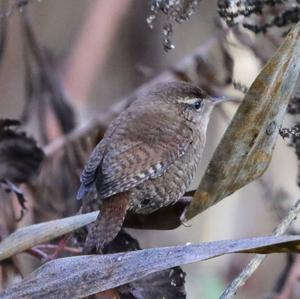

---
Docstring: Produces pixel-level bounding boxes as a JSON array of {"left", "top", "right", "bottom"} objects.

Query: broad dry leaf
[
  {"left": 0, "top": 211, "right": 98, "bottom": 261},
  {"left": 2, "top": 235, "right": 300, "bottom": 298},
  {"left": 185, "top": 22, "right": 300, "bottom": 219},
  {"left": 104, "top": 230, "right": 186, "bottom": 299}
]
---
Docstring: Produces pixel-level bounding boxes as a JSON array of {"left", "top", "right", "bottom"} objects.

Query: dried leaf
[
  {"left": 3, "top": 235, "right": 300, "bottom": 298},
  {"left": 31, "top": 116, "right": 110, "bottom": 222},
  {"left": 104, "top": 230, "right": 186, "bottom": 299},
  {"left": 0, "top": 119, "right": 44, "bottom": 183},
  {"left": 0, "top": 211, "right": 98, "bottom": 261},
  {"left": 118, "top": 266, "right": 186, "bottom": 299},
  {"left": 1, "top": 179, "right": 28, "bottom": 221},
  {"left": 185, "top": 22, "right": 300, "bottom": 220},
  {"left": 0, "top": 119, "right": 44, "bottom": 220}
]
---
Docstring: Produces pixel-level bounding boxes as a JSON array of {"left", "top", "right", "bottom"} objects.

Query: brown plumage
[
  {"left": 77, "top": 81, "right": 224, "bottom": 253},
  {"left": 83, "top": 192, "right": 129, "bottom": 253}
]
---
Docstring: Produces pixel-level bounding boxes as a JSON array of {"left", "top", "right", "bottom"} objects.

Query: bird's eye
[{"left": 192, "top": 100, "right": 202, "bottom": 110}]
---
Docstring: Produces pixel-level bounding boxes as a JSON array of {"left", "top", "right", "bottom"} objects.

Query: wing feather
[
  {"left": 77, "top": 141, "right": 106, "bottom": 200},
  {"left": 98, "top": 123, "right": 193, "bottom": 199}
]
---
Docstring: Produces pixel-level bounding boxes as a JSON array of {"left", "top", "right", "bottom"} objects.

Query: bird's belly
[{"left": 128, "top": 140, "right": 204, "bottom": 214}]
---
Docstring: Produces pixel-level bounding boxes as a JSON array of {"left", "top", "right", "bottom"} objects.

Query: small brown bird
[{"left": 77, "top": 81, "right": 225, "bottom": 253}]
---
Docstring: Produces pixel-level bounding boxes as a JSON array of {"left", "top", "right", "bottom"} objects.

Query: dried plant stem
[
  {"left": 26, "top": 244, "right": 82, "bottom": 261},
  {"left": 35, "top": 244, "right": 82, "bottom": 254},
  {"left": 27, "top": 247, "right": 48, "bottom": 260},
  {"left": 220, "top": 198, "right": 300, "bottom": 299}
]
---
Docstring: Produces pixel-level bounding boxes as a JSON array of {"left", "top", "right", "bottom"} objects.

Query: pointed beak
[{"left": 211, "top": 96, "right": 230, "bottom": 105}]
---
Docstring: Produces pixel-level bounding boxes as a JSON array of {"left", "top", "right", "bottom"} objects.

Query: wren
[{"left": 77, "top": 81, "right": 226, "bottom": 253}]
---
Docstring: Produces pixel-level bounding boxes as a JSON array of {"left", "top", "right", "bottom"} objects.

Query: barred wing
[{"left": 98, "top": 123, "right": 193, "bottom": 199}]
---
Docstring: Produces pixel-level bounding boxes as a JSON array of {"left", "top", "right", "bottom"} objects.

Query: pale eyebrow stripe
[{"left": 176, "top": 97, "right": 200, "bottom": 104}]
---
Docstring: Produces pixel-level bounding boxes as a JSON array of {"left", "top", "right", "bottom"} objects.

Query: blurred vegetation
[{"left": 0, "top": 0, "right": 300, "bottom": 298}]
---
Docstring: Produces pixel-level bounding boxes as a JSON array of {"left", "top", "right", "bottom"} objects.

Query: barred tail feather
[{"left": 83, "top": 192, "right": 129, "bottom": 254}]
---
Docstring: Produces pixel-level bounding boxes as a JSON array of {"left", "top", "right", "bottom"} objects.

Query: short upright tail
[{"left": 83, "top": 192, "right": 129, "bottom": 254}]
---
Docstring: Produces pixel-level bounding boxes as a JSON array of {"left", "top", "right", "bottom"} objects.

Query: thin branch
[
  {"left": 26, "top": 243, "right": 82, "bottom": 262},
  {"left": 26, "top": 247, "right": 48, "bottom": 260},
  {"left": 220, "top": 198, "right": 300, "bottom": 299},
  {"left": 35, "top": 244, "right": 82, "bottom": 255}
]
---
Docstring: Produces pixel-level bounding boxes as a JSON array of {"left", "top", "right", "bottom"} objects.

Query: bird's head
[{"left": 146, "top": 81, "right": 227, "bottom": 130}]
